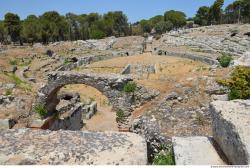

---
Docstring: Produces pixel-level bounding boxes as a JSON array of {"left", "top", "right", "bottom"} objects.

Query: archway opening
[{"left": 55, "top": 84, "right": 118, "bottom": 131}]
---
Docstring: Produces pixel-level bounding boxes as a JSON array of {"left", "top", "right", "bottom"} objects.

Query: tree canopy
[{"left": 0, "top": 0, "right": 250, "bottom": 44}]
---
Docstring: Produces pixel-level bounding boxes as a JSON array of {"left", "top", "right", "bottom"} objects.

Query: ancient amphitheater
[{"left": 0, "top": 24, "right": 250, "bottom": 165}]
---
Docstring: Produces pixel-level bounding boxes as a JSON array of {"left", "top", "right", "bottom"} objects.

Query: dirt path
[{"left": 83, "top": 106, "right": 118, "bottom": 132}]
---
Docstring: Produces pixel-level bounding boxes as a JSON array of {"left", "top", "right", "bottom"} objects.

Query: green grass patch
[
  {"left": 64, "top": 59, "right": 71, "bottom": 65},
  {"left": 9, "top": 59, "right": 18, "bottom": 66},
  {"left": 217, "top": 66, "right": 250, "bottom": 100},
  {"left": 217, "top": 53, "right": 233, "bottom": 68},
  {"left": 116, "top": 109, "right": 125, "bottom": 122},
  {"left": 34, "top": 104, "right": 48, "bottom": 118},
  {"left": 123, "top": 81, "right": 137, "bottom": 93},
  {"left": 9, "top": 74, "right": 24, "bottom": 86},
  {"left": 4, "top": 89, "right": 12, "bottom": 96},
  {"left": 152, "top": 144, "right": 175, "bottom": 165}
]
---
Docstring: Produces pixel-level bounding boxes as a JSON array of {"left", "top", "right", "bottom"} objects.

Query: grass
[
  {"left": 152, "top": 144, "right": 175, "bottom": 165},
  {"left": 34, "top": 104, "right": 48, "bottom": 118},
  {"left": 116, "top": 109, "right": 125, "bottom": 122},
  {"left": 123, "top": 81, "right": 137, "bottom": 93},
  {"left": 9, "top": 59, "right": 18, "bottom": 66},
  {"left": 4, "top": 89, "right": 12, "bottom": 96},
  {"left": 7, "top": 74, "right": 32, "bottom": 92},
  {"left": 217, "top": 53, "right": 233, "bottom": 68},
  {"left": 9, "top": 74, "right": 25, "bottom": 85},
  {"left": 64, "top": 59, "right": 71, "bottom": 65}
]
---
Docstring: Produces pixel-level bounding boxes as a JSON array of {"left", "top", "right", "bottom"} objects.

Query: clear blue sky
[{"left": 0, "top": 0, "right": 235, "bottom": 23}]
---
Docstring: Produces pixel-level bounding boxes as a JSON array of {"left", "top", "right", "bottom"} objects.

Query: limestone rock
[
  {"left": 0, "top": 129, "right": 147, "bottom": 165},
  {"left": 0, "top": 119, "right": 10, "bottom": 129},
  {"left": 173, "top": 136, "right": 227, "bottom": 165},
  {"left": 210, "top": 100, "right": 250, "bottom": 164},
  {"left": 233, "top": 52, "right": 250, "bottom": 67}
]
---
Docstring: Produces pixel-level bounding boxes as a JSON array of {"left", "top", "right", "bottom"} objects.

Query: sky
[{"left": 0, "top": 0, "right": 235, "bottom": 23}]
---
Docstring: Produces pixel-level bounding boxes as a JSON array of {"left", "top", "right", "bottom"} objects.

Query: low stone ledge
[
  {"left": 173, "top": 136, "right": 227, "bottom": 165},
  {"left": 0, "top": 129, "right": 147, "bottom": 165},
  {"left": 210, "top": 100, "right": 250, "bottom": 165},
  {"left": 156, "top": 50, "right": 219, "bottom": 65}
]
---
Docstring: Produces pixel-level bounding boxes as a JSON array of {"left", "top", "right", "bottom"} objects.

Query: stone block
[
  {"left": 210, "top": 100, "right": 250, "bottom": 164},
  {"left": 173, "top": 136, "right": 227, "bottom": 165},
  {"left": 0, "top": 129, "right": 147, "bottom": 165}
]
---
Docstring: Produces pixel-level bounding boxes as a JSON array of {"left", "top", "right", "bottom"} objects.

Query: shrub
[
  {"left": 116, "top": 109, "right": 125, "bottom": 122},
  {"left": 152, "top": 144, "right": 175, "bottom": 165},
  {"left": 63, "top": 59, "right": 71, "bottom": 65},
  {"left": 4, "top": 89, "right": 12, "bottom": 96},
  {"left": 217, "top": 66, "right": 250, "bottom": 100},
  {"left": 9, "top": 59, "right": 18, "bottom": 65},
  {"left": 217, "top": 53, "right": 233, "bottom": 67},
  {"left": 34, "top": 104, "right": 48, "bottom": 118},
  {"left": 123, "top": 81, "right": 137, "bottom": 93},
  {"left": 9, "top": 74, "right": 24, "bottom": 86}
]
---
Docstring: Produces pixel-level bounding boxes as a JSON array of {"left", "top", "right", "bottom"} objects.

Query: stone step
[
  {"left": 172, "top": 136, "right": 227, "bottom": 165},
  {"left": 0, "top": 129, "right": 147, "bottom": 165}
]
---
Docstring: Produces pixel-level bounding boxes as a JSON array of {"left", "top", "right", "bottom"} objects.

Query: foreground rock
[
  {"left": 233, "top": 52, "right": 250, "bottom": 67},
  {"left": 0, "top": 129, "right": 147, "bottom": 165},
  {"left": 210, "top": 100, "right": 250, "bottom": 165},
  {"left": 172, "top": 136, "right": 227, "bottom": 165}
]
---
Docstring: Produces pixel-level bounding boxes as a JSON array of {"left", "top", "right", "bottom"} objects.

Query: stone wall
[
  {"left": 57, "top": 49, "right": 142, "bottom": 72},
  {"left": 155, "top": 49, "right": 219, "bottom": 65},
  {"left": 49, "top": 104, "right": 83, "bottom": 131}
]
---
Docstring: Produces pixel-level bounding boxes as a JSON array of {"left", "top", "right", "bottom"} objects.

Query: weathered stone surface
[
  {"left": 0, "top": 119, "right": 10, "bottom": 129},
  {"left": 210, "top": 100, "right": 250, "bottom": 165},
  {"left": 0, "top": 129, "right": 147, "bottom": 165},
  {"left": 233, "top": 52, "right": 250, "bottom": 67},
  {"left": 172, "top": 136, "right": 226, "bottom": 165}
]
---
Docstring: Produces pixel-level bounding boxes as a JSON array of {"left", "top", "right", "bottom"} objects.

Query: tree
[
  {"left": 4, "top": 13, "right": 21, "bottom": 43},
  {"left": 155, "top": 21, "right": 173, "bottom": 34},
  {"left": 89, "top": 20, "right": 106, "bottom": 39},
  {"left": 139, "top": 19, "right": 152, "bottom": 33},
  {"left": 241, "top": 0, "right": 250, "bottom": 23},
  {"left": 194, "top": 6, "right": 210, "bottom": 25},
  {"left": 0, "top": 21, "right": 6, "bottom": 43},
  {"left": 40, "top": 11, "right": 68, "bottom": 43},
  {"left": 103, "top": 11, "right": 129, "bottom": 37},
  {"left": 21, "top": 15, "right": 41, "bottom": 44},
  {"left": 164, "top": 10, "right": 186, "bottom": 28},
  {"left": 209, "top": 0, "right": 224, "bottom": 24},
  {"left": 65, "top": 13, "right": 80, "bottom": 41},
  {"left": 149, "top": 15, "right": 164, "bottom": 25}
]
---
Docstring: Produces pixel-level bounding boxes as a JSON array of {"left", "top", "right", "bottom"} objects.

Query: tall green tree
[
  {"left": 155, "top": 21, "right": 173, "bottom": 34},
  {"left": 194, "top": 6, "right": 210, "bottom": 25},
  {"left": 65, "top": 13, "right": 80, "bottom": 41},
  {"left": 0, "top": 21, "right": 6, "bottom": 43},
  {"left": 241, "top": 0, "right": 250, "bottom": 22},
  {"left": 209, "top": 0, "right": 224, "bottom": 24},
  {"left": 4, "top": 13, "right": 21, "bottom": 43},
  {"left": 139, "top": 19, "right": 152, "bottom": 33},
  {"left": 21, "top": 15, "right": 41, "bottom": 44},
  {"left": 104, "top": 11, "right": 129, "bottom": 36},
  {"left": 40, "top": 11, "right": 68, "bottom": 43},
  {"left": 164, "top": 10, "right": 186, "bottom": 28}
]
